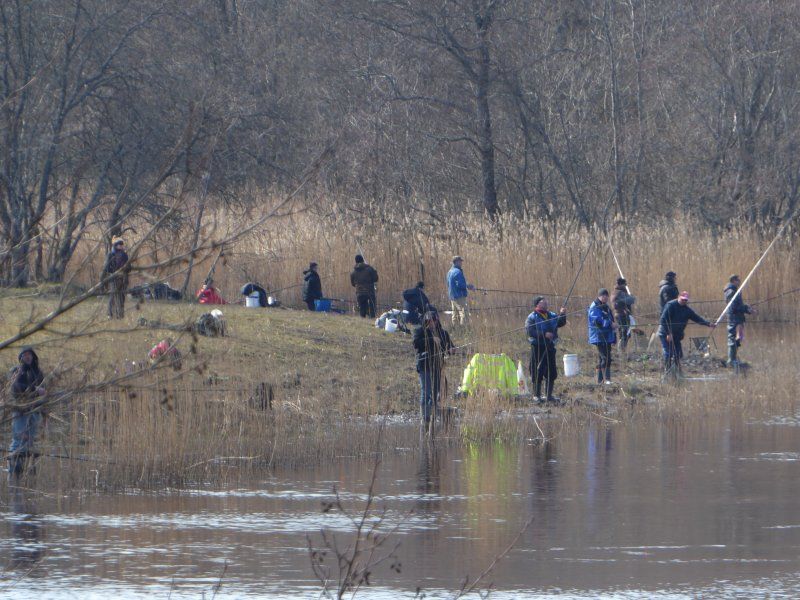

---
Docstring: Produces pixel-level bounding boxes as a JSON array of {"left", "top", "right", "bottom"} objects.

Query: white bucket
[
  {"left": 563, "top": 354, "right": 580, "bottom": 377},
  {"left": 245, "top": 293, "right": 260, "bottom": 308},
  {"left": 385, "top": 318, "right": 399, "bottom": 333},
  {"left": 267, "top": 296, "right": 276, "bottom": 306}
]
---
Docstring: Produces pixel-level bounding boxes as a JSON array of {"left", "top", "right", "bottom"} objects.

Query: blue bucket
[{"left": 315, "top": 298, "right": 332, "bottom": 312}]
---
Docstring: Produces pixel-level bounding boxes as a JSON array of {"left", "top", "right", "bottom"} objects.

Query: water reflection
[
  {"left": 5, "top": 488, "right": 45, "bottom": 577},
  {"left": 4, "top": 419, "right": 800, "bottom": 598}
]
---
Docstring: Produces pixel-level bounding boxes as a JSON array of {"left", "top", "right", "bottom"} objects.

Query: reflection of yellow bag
[{"left": 460, "top": 353, "right": 519, "bottom": 396}]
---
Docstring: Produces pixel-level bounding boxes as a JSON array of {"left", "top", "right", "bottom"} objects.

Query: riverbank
[{"left": 0, "top": 292, "right": 797, "bottom": 489}]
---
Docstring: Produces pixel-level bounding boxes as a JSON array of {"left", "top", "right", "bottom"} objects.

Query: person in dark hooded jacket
[
  {"left": 413, "top": 311, "right": 453, "bottom": 431},
  {"left": 659, "top": 291, "right": 715, "bottom": 377},
  {"left": 610, "top": 278, "right": 635, "bottom": 353},
  {"left": 301, "top": 262, "right": 323, "bottom": 310},
  {"left": 7, "top": 347, "right": 46, "bottom": 477},
  {"left": 659, "top": 271, "right": 679, "bottom": 310},
  {"left": 402, "top": 282, "right": 430, "bottom": 325},
  {"left": 724, "top": 275, "right": 755, "bottom": 369},
  {"left": 104, "top": 237, "right": 130, "bottom": 319},
  {"left": 350, "top": 255, "right": 378, "bottom": 318}
]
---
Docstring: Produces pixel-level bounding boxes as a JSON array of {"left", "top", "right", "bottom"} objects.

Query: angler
[
  {"left": 402, "top": 281, "right": 430, "bottom": 326},
  {"left": 588, "top": 289, "right": 618, "bottom": 385},
  {"left": 525, "top": 296, "right": 567, "bottom": 404},
  {"left": 413, "top": 310, "right": 454, "bottom": 433},
  {"left": 659, "top": 291, "right": 715, "bottom": 378},
  {"left": 350, "top": 254, "right": 379, "bottom": 318},
  {"left": 105, "top": 237, "right": 130, "bottom": 319},
  {"left": 611, "top": 277, "right": 636, "bottom": 354},
  {"left": 302, "top": 262, "right": 323, "bottom": 311},
  {"left": 724, "top": 275, "right": 755, "bottom": 371},
  {"left": 447, "top": 256, "right": 475, "bottom": 327},
  {"left": 6, "top": 347, "right": 46, "bottom": 479}
]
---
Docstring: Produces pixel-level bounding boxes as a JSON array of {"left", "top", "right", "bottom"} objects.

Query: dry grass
[{"left": 3, "top": 216, "right": 800, "bottom": 490}]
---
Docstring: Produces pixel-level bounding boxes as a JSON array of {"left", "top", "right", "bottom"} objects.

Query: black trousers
[
  {"left": 530, "top": 343, "right": 557, "bottom": 398},
  {"left": 595, "top": 342, "right": 612, "bottom": 382},
  {"left": 305, "top": 299, "right": 316, "bottom": 311},
  {"left": 356, "top": 292, "right": 376, "bottom": 318},
  {"left": 108, "top": 277, "right": 127, "bottom": 319}
]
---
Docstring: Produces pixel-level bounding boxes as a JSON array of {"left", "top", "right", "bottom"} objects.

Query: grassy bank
[{"left": 1, "top": 291, "right": 799, "bottom": 490}]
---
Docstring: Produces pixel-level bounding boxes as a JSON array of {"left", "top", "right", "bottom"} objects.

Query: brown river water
[{"left": 3, "top": 415, "right": 800, "bottom": 598}]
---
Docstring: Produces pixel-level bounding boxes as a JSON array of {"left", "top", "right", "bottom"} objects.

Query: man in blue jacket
[
  {"left": 526, "top": 296, "right": 568, "bottom": 403},
  {"left": 723, "top": 275, "right": 755, "bottom": 370},
  {"left": 447, "top": 256, "right": 475, "bottom": 326},
  {"left": 588, "top": 288, "right": 617, "bottom": 384},
  {"left": 659, "top": 291, "right": 716, "bottom": 377}
]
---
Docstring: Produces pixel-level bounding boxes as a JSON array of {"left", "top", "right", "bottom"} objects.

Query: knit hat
[
  {"left": 666, "top": 271, "right": 677, "bottom": 279},
  {"left": 533, "top": 296, "right": 545, "bottom": 308},
  {"left": 355, "top": 254, "right": 364, "bottom": 264},
  {"left": 309, "top": 261, "right": 318, "bottom": 269},
  {"left": 112, "top": 237, "right": 124, "bottom": 247},
  {"left": 416, "top": 281, "right": 425, "bottom": 288},
  {"left": 598, "top": 288, "right": 609, "bottom": 297},
  {"left": 616, "top": 277, "right": 627, "bottom": 286}
]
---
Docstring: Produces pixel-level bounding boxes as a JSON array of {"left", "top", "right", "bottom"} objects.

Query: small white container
[
  {"left": 267, "top": 296, "right": 276, "bottom": 306},
  {"left": 563, "top": 354, "right": 580, "bottom": 377},
  {"left": 245, "top": 293, "right": 260, "bottom": 308},
  {"left": 385, "top": 318, "right": 399, "bottom": 333}
]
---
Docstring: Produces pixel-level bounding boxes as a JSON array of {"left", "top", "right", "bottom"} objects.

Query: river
[{"left": 3, "top": 413, "right": 800, "bottom": 598}]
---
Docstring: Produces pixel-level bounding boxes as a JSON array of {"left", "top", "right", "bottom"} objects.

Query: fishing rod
[
  {"left": 561, "top": 239, "right": 594, "bottom": 309},
  {"left": 607, "top": 235, "right": 631, "bottom": 295},
  {"left": 703, "top": 210, "right": 799, "bottom": 351}
]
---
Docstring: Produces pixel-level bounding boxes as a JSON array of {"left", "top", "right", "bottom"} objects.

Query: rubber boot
[{"left": 727, "top": 344, "right": 740, "bottom": 374}]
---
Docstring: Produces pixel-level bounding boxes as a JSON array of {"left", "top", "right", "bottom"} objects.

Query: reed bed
[{"left": 3, "top": 215, "right": 800, "bottom": 490}]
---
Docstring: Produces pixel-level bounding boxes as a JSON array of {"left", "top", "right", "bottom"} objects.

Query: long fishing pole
[
  {"left": 712, "top": 225, "right": 793, "bottom": 327},
  {"left": 607, "top": 235, "right": 631, "bottom": 295},
  {"left": 703, "top": 210, "right": 798, "bottom": 351},
  {"left": 561, "top": 239, "right": 594, "bottom": 309}
]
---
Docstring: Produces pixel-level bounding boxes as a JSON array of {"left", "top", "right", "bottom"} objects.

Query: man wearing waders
[
  {"left": 611, "top": 277, "right": 635, "bottom": 354},
  {"left": 724, "top": 275, "right": 755, "bottom": 372},
  {"left": 659, "top": 291, "right": 715, "bottom": 379},
  {"left": 588, "top": 289, "right": 617, "bottom": 384},
  {"left": 413, "top": 311, "right": 453, "bottom": 433},
  {"left": 105, "top": 238, "right": 130, "bottom": 319},
  {"left": 7, "top": 347, "right": 46, "bottom": 479},
  {"left": 525, "top": 296, "right": 567, "bottom": 404}
]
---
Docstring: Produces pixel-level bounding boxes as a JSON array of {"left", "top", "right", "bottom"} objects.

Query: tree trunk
[{"left": 476, "top": 30, "right": 498, "bottom": 220}]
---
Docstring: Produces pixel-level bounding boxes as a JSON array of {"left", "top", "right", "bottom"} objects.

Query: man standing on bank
[
  {"left": 105, "top": 237, "right": 130, "bottom": 319},
  {"left": 302, "top": 262, "right": 323, "bottom": 311},
  {"left": 7, "top": 347, "right": 46, "bottom": 478},
  {"left": 350, "top": 254, "right": 379, "bottom": 318},
  {"left": 413, "top": 310, "right": 454, "bottom": 432},
  {"left": 611, "top": 277, "right": 636, "bottom": 353},
  {"left": 659, "top": 291, "right": 716, "bottom": 378},
  {"left": 588, "top": 289, "right": 618, "bottom": 384},
  {"left": 525, "top": 296, "right": 568, "bottom": 403},
  {"left": 723, "top": 275, "right": 755, "bottom": 370},
  {"left": 659, "top": 271, "right": 679, "bottom": 310},
  {"left": 447, "top": 256, "right": 475, "bottom": 327}
]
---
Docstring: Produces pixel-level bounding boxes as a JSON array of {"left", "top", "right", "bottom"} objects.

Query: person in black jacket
[
  {"left": 659, "top": 291, "right": 715, "bottom": 377},
  {"left": 724, "top": 275, "right": 755, "bottom": 369},
  {"left": 658, "top": 271, "right": 679, "bottom": 310},
  {"left": 413, "top": 311, "right": 453, "bottom": 432},
  {"left": 301, "top": 262, "right": 323, "bottom": 311},
  {"left": 7, "top": 347, "right": 46, "bottom": 478},
  {"left": 525, "top": 296, "right": 567, "bottom": 403},
  {"left": 104, "top": 238, "right": 130, "bottom": 319},
  {"left": 402, "top": 281, "right": 430, "bottom": 325}
]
